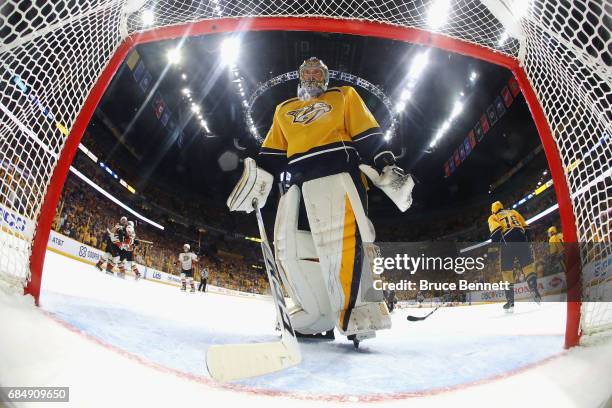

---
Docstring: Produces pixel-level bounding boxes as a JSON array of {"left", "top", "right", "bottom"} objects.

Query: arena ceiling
[{"left": 85, "top": 30, "right": 545, "bottom": 217}]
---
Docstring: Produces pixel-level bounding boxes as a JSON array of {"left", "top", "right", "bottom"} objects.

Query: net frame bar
[{"left": 22, "top": 16, "right": 580, "bottom": 347}]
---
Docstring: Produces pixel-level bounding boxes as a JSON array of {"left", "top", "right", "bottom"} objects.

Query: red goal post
[{"left": 0, "top": 1, "right": 609, "bottom": 348}]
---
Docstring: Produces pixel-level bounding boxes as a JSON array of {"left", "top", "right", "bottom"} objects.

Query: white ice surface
[{"left": 0, "top": 250, "right": 611, "bottom": 407}]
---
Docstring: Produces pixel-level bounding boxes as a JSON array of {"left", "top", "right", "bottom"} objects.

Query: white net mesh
[{"left": 0, "top": 0, "right": 609, "bottom": 341}]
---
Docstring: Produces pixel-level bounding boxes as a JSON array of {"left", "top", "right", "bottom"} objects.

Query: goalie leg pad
[
  {"left": 302, "top": 172, "right": 389, "bottom": 334},
  {"left": 340, "top": 302, "right": 391, "bottom": 336},
  {"left": 274, "top": 185, "right": 335, "bottom": 334}
]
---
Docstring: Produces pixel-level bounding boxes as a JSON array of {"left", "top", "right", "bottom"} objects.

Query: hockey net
[{"left": 0, "top": 1, "right": 609, "bottom": 345}]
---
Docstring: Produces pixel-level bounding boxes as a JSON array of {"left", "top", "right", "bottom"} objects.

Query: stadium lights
[
  {"left": 182, "top": 88, "right": 190, "bottom": 95},
  {"left": 450, "top": 100, "right": 464, "bottom": 119},
  {"left": 69, "top": 166, "right": 164, "bottom": 230},
  {"left": 384, "top": 130, "right": 392, "bottom": 142},
  {"left": 141, "top": 9, "right": 154, "bottom": 27},
  {"left": 427, "top": 0, "right": 451, "bottom": 29},
  {"left": 392, "top": 51, "right": 429, "bottom": 120},
  {"left": 441, "top": 120, "right": 451, "bottom": 132},
  {"left": 191, "top": 104, "right": 200, "bottom": 113},
  {"left": 221, "top": 37, "right": 240, "bottom": 66},
  {"left": 395, "top": 101, "right": 406, "bottom": 113},
  {"left": 167, "top": 47, "right": 182, "bottom": 65},
  {"left": 470, "top": 71, "right": 478, "bottom": 82},
  {"left": 400, "top": 89, "right": 412, "bottom": 101},
  {"left": 543, "top": 170, "right": 548, "bottom": 175},
  {"left": 428, "top": 87, "right": 467, "bottom": 149},
  {"left": 221, "top": 37, "right": 258, "bottom": 139},
  {"left": 408, "top": 51, "right": 430, "bottom": 79},
  {"left": 181, "top": 73, "right": 187, "bottom": 80}
]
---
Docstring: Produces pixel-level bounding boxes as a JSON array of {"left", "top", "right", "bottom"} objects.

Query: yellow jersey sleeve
[
  {"left": 344, "top": 86, "right": 380, "bottom": 138},
  {"left": 258, "top": 106, "right": 288, "bottom": 174},
  {"left": 512, "top": 210, "right": 528, "bottom": 228},
  {"left": 488, "top": 214, "right": 502, "bottom": 234},
  {"left": 262, "top": 106, "right": 287, "bottom": 152},
  {"left": 342, "top": 86, "right": 393, "bottom": 167}
]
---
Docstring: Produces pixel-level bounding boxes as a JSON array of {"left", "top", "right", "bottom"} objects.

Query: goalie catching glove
[
  {"left": 359, "top": 164, "right": 415, "bottom": 212},
  {"left": 227, "top": 157, "right": 274, "bottom": 213}
]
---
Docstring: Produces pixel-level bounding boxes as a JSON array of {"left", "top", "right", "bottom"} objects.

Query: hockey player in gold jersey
[
  {"left": 488, "top": 201, "right": 541, "bottom": 311},
  {"left": 548, "top": 226, "right": 564, "bottom": 249},
  {"left": 227, "top": 57, "right": 415, "bottom": 345},
  {"left": 548, "top": 226, "right": 564, "bottom": 273}
]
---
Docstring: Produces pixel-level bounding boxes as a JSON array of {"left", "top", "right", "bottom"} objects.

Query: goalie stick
[
  {"left": 406, "top": 306, "right": 441, "bottom": 322},
  {"left": 205, "top": 199, "right": 301, "bottom": 382}
]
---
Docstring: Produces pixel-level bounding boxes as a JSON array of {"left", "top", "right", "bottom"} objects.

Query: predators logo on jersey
[{"left": 286, "top": 102, "right": 332, "bottom": 125}]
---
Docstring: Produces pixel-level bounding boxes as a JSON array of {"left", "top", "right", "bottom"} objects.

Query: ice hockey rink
[{"left": 1, "top": 250, "right": 611, "bottom": 408}]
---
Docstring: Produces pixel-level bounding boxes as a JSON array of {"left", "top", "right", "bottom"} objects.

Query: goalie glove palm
[
  {"left": 227, "top": 158, "right": 274, "bottom": 213},
  {"left": 359, "top": 164, "right": 415, "bottom": 212}
]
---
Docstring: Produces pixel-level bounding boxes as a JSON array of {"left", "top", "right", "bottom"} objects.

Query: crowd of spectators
[{"left": 52, "top": 170, "right": 269, "bottom": 294}]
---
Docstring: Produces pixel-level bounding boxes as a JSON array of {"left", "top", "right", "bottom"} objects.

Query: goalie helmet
[
  {"left": 548, "top": 226, "right": 557, "bottom": 237},
  {"left": 183, "top": 243, "right": 190, "bottom": 252},
  {"left": 297, "top": 57, "right": 329, "bottom": 101},
  {"left": 120, "top": 216, "right": 128, "bottom": 225},
  {"left": 491, "top": 201, "right": 503, "bottom": 214}
]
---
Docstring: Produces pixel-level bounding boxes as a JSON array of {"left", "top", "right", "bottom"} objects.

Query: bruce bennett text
[{"left": 373, "top": 280, "right": 510, "bottom": 291}]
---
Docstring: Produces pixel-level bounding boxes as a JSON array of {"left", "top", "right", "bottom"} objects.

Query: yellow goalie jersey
[{"left": 257, "top": 86, "right": 389, "bottom": 181}]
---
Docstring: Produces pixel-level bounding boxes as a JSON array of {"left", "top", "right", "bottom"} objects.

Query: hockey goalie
[{"left": 228, "top": 57, "right": 415, "bottom": 345}]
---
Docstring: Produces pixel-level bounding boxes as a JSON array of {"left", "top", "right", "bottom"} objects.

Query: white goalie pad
[
  {"left": 301, "top": 173, "right": 391, "bottom": 335},
  {"left": 301, "top": 173, "right": 375, "bottom": 312},
  {"left": 274, "top": 185, "right": 335, "bottom": 334}
]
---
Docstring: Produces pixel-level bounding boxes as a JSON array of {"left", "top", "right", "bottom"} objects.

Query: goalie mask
[{"left": 297, "top": 57, "right": 329, "bottom": 101}]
